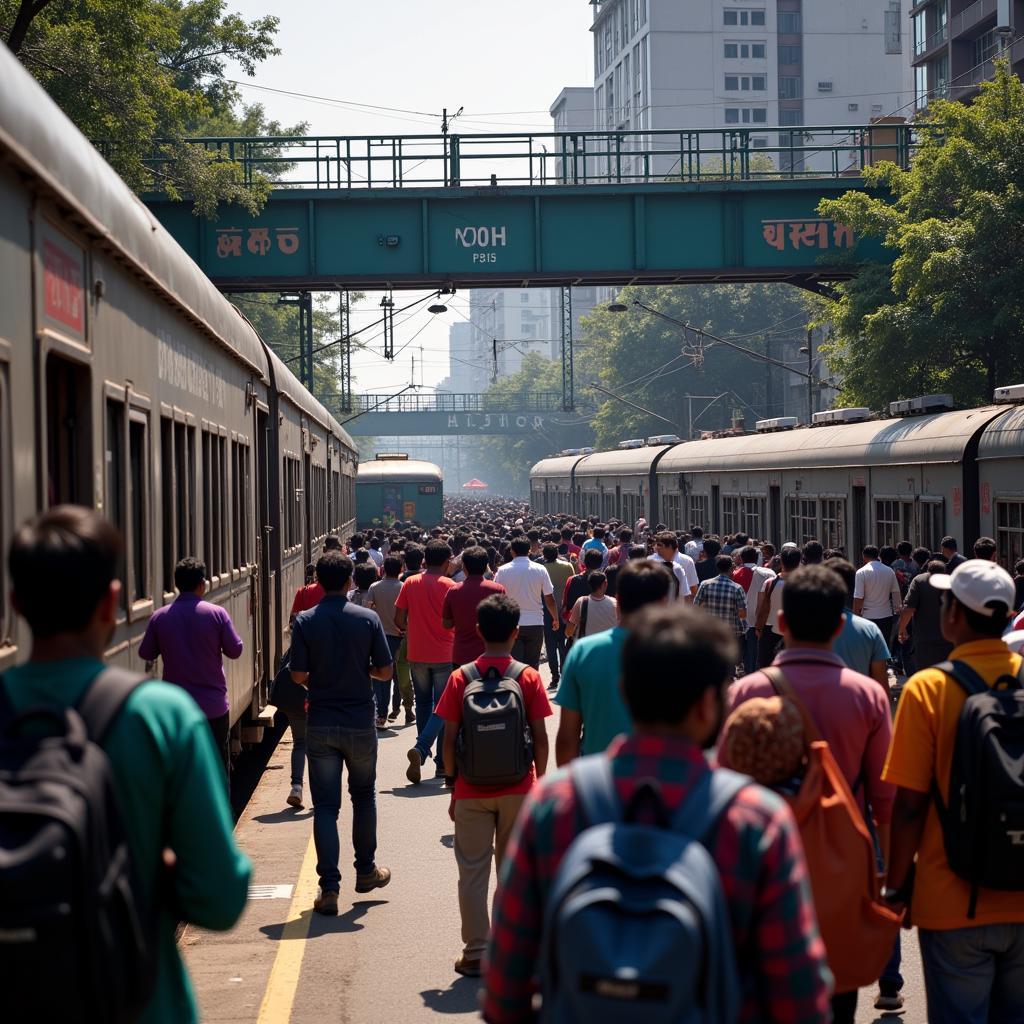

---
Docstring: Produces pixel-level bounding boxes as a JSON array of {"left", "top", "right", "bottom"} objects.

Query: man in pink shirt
[{"left": 721, "top": 564, "right": 896, "bottom": 1022}]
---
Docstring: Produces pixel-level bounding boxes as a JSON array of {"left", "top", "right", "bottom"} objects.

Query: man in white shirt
[
  {"left": 853, "top": 544, "right": 903, "bottom": 648},
  {"left": 494, "top": 537, "right": 560, "bottom": 668},
  {"left": 684, "top": 526, "right": 704, "bottom": 561},
  {"left": 651, "top": 532, "right": 698, "bottom": 602}
]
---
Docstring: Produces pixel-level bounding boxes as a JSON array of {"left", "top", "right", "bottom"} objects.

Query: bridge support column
[
  {"left": 561, "top": 285, "right": 574, "bottom": 411},
  {"left": 297, "top": 291, "right": 314, "bottom": 390},
  {"left": 339, "top": 290, "right": 352, "bottom": 413}
]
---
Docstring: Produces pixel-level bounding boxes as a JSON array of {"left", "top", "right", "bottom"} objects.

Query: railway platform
[{"left": 185, "top": 668, "right": 926, "bottom": 1024}]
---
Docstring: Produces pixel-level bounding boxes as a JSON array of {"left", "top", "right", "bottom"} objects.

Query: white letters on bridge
[{"left": 455, "top": 226, "right": 507, "bottom": 248}]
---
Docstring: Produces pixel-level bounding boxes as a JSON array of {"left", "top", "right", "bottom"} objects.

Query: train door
[
  {"left": 255, "top": 406, "right": 273, "bottom": 685},
  {"left": 852, "top": 485, "right": 867, "bottom": 555},
  {"left": 769, "top": 485, "right": 781, "bottom": 546},
  {"left": 302, "top": 449, "right": 312, "bottom": 567},
  {"left": 43, "top": 349, "right": 92, "bottom": 506},
  {"left": 711, "top": 484, "right": 721, "bottom": 535}
]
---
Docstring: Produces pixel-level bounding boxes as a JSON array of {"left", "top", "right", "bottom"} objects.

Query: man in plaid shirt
[
  {"left": 694, "top": 554, "right": 749, "bottom": 638},
  {"left": 483, "top": 604, "right": 832, "bottom": 1023}
]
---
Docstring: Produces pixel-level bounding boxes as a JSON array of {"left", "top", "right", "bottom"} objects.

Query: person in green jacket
[{"left": 5, "top": 506, "right": 251, "bottom": 1024}]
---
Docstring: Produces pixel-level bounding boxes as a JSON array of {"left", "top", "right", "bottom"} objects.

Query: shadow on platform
[
  {"left": 259, "top": 899, "right": 388, "bottom": 940},
  {"left": 420, "top": 977, "right": 482, "bottom": 1015}
]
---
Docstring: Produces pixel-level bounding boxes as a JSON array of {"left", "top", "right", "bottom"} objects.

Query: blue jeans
[
  {"left": 287, "top": 712, "right": 307, "bottom": 786},
  {"left": 881, "top": 932, "right": 903, "bottom": 989},
  {"left": 543, "top": 608, "right": 567, "bottom": 684},
  {"left": 410, "top": 662, "right": 451, "bottom": 767},
  {"left": 381, "top": 634, "right": 403, "bottom": 715},
  {"left": 919, "top": 924, "right": 1024, "bottom": 1024},
  {"left": 414, "top": 713, "right": 446, "bottom": 764},
  {"left": 306, "top": 725, "right": 378, "bottom": 890},
  {"left": 742, "top": 628, "right": 758, "bottom": 675}
]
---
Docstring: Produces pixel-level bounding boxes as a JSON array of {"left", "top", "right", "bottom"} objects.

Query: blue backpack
[{"left": 540, "top": 756, "right": 749, "bottom": 1024}]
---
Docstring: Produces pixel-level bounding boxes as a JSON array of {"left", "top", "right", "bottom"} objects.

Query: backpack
[
  {"left": 0, "top": 667, "right": 156, "bottom": 1022},
  {"left": 456, "top": 661, "right": 533, "bottom": 788},
  {"left": 763, "top": 667, "right": 902, "bottom": 993},
  {"left": 932, "top": 658, "right": 1024, "bottom": 916},
  {"left": 540, "top": 756, "right": 748, "bottom": 1024},
  {"left": 270, "top": 646, "right": 307, "bottom": 717}
]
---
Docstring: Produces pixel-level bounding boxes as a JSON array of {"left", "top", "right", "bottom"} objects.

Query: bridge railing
[
  {"left": 139, "top": 124, "right": 924, "bottom": 191},
  {"left": 355, "top": 392, "right": 565, "bottom": 414}
]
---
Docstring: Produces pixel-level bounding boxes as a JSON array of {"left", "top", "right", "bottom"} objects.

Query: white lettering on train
[{"left": 157, "top": 330, "right": 226, "bottom": 407}]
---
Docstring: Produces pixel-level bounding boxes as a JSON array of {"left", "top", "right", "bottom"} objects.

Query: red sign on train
[{"left": 43, "top": 237, "right": 84, "bottom": 335}]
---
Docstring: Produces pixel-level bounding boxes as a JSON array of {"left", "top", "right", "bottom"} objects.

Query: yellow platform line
[{"left": 256, "top": 832, "right": 320, "bottom": 1023}]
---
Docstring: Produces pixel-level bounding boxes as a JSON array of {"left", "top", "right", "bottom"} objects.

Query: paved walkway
[{"left": 184, "top": 669, "right": 926, "bottom": 1023}]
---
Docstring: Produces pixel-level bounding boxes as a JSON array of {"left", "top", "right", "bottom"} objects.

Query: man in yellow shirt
[{"left": 882, "top": 559, "right": 1024, "bottom": 1024}]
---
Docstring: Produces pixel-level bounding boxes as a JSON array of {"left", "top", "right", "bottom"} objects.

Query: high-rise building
[
  {"left": 911, "top": 0, "right": 1019, "bottom": 108},
  {"left": 587, "top": 0, "right": 914, "bottom": 175}
]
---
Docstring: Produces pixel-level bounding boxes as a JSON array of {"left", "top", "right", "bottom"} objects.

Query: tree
[
  {"left": 579, "top": 283, "right": 812, "bottom": 449},
  {"left": 816, "top": 63, "right": 1024, "bottom": 409},
  {"left": 1, "top": 0, "right": 286, "bottom": 215},
  {"left": 477, "top": 354, "right": 595, "bottom": 496}
]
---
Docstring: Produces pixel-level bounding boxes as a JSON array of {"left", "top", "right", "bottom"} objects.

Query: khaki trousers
[{"left": 453, "top": 793, "right": 526, "bottom": 958}]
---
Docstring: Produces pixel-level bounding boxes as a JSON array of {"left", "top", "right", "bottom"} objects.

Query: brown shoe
[
  {"left": 453, "top": 954, "right": 482, "bottom": 977},
  {"left": 313, "top": 889, "right": 339, "bottom": 916},
  {"left": 406, "top": 748, "right": 422, "bottom": 784},
  {"left": 355, "top": 866, "right": 391, "bottom": 893}
]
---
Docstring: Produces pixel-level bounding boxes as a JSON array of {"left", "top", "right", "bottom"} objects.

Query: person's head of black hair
[
  {"left": 349, "top": 533, "right": 365, "bottom": 551},
  {"left": 316, "top": 552, "right": 354, "bottom": 593},
  {"left": 761, "top": 542, "right": 776, "bottom": 558},
  {"left": 476, "top": 594, "right": 520, "bottom": 642},
  {"left": 627, "top": 544, "right": 647, "bottom": 560},
  {"left": 780, "top": 565, "right": 846, "bottom": 643},
  {"left": 621, "top": 604, "right": 736, "bottom": 731},
  {"left": 740, "top": 545, "right": 758, "bottom": 565},
  {"left": 880, "top": 545, "right": 898, "bottom": 566},
  {"left": 353, "top": 563, "right": 378, "bottom": 590},
  {"left": 383, "top": 555, "right": 402, "bottom": 578},
  {"left": 734, "top": 533, "right": 749, "bottom": 547},
  {"left": 573, "top": 532, "right": 587, "bottom": 547},
  {"left": 823, "top": 557, "right": 855, "bottom": 601},
  {"left": 616, "top": 559, "right": 671, "bottom": 614},
  {"left": 715, "top": 554, "right": 734, "bottom": 574},
  {"left": 424, "top": 539, "right": 452, "bottom": 568},
  {"left": 912, "top": 546, "right": 931, "bottom": 567},
  {"left": 510, "top": 537, "right": 531, "bottom": 557},
  {"left": 174, "top": 556, "right": 207, "bottom": 593},
  {"left": 323, "top": 535, "right": 342, "bottom": 551},
  {"left": 404, "top": 545, "right": 424, "bottom": 571},
  {"left": 462, "top": 546, "right": 490, "bottom": 575},
  {"left": 927, "top": 559, "right": 948, "bottom": 575},
  {"left": 690, "top": 526, "right": 704, "bottom": 539},
  {"left": 897, "top": 541, "right": 913, "bottom": 558},
  {"left": 561, "top": 526, "right": 574, "bottom": 541},
  {"left": 974, "top": 536, "right": 998, "bottom": 561},
  {"left": 655, "top": 531, "right": 679, "bottom": 551},
  {"left": 702, "top": 538, "right": 722, "bottom": 559},
  {"left": 862, "top": 545, "right": 880, "bottom": 561},
  {"left": 802, "top": 540, "right": 823, "bottom": 564},
  {"left": 526, "top": 529, "right": 541, "bottom": 544},
  {"left": 354, "top": 548, "right": 370, "bottom": 564},
  {"left": 1015, "top": 558, "right": 1024, "bottom": 578},
  {"left": 781, "top": 546, "right": 804, "bottom": 572},
  {"left": 593, "top": 526, "right": 606, "bottom": 540},
  {"left": 618, "top": 528, "right": 633, "bottom": 544},
  {"left": 941, "top": 536, "right": 958, "bottom": 552},
  {"left": 542, "top": 543, "right": 559, "bottom": 563},
  {"left": 583, "top": 547, "right": 604, "bottom": 570},
  {"left": 9, "top": 506, "right": 123, "bottom": 639},
  {"left": 587, "top": 570, "right": 608, "bottom": 594}
]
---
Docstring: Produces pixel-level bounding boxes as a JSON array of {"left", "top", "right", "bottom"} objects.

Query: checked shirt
[
  {"left": 695, "top": 573, "right": 748, "bottom": 637},
  {"left": 482, "top": 734, "right": 832, "bottom": 1024}
]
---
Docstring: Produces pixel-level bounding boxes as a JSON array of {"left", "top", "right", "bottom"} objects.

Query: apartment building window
[
  {"left": 630, "top": 0, "right": 639, "bottom": 35},
  {"left": 778, "top": 44, "right": 801, "bottom": 65},
  {"left": 884, "top": 0, "right": 902, "bottom": 54},
  {"left": 725, "top": 107, "right": 767, "bottom": 123},
  {"left": 779, "top": 109, "right": 803, "bottom": 125},
  {"left": 779, "top": 76, "right": 803, "bottom": 99},
  {"left": 975, "top": 29, "right": 1001, "bottom": 66},
  {"left": 724, "top": 9, "right": 766, "bottom": 27},
  {"left": 726, "top": 75, "right": 767, "bottom": 92},
  {"left": 778, "top": 11, "right": 801, "bottom": 33},
  {"left": 639, "top": 0, "right": 646, "bottom": 25},
  {"left": 725, "top": 41, "right": 767, "bottom": 59}
]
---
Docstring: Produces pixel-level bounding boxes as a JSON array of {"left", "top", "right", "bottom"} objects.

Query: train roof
[
  {"left": 573, "top": 445, "right": 673, "bottom": 476},
  {"left": 656, "top": 406, "right": 1006, "bottom": 473},
  {"left": 978, "top": 406, "right": 1024, "bottom": 461},
  {"left": 530, "top": 455, "right": 588, "bottom": 480},
  {"left": 357, "top": 459, "right": 443, "bottom": 484}
]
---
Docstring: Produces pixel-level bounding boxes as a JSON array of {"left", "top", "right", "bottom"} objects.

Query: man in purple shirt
[{"left": 139, "top": 556, "right": 244, "bottom": 778}]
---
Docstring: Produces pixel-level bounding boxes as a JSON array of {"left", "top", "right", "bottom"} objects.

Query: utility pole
[
  {"left": 807, "top": 327, "right": 814, "bottom": 423},
  {"left": 441, "top": 106, "right": 463, "bottom": 186},
  {"left": 561, "top": 285, "right": 575, "bottom": 411},
  {"left": 381, "top": 292, "right": 395, "bottom": 360},
  {"left": 765, "top": 335, "right": 774, "bottom": 418}
]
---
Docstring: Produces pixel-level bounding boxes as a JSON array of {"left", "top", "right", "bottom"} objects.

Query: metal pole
[
  {"left": 561, "top": 285, "right": 574, "bottom": 411},
  {"left": 807, "top": 327, "right": 814, "bottom": 423},
  {"left": 765, "top": 335, "right": 773, "bottom": 417}
]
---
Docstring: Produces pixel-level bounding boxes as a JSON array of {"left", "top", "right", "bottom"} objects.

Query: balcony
[
  {"left": 914, "top": 24, "right": 950, "bottom": 60},
  {"left": 950, "top": 0, "right": 997, "bottom": 38}
]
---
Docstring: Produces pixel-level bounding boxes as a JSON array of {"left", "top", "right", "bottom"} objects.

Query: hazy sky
[{"left": 229, "top": 0, "right": 595, "bottom": 393}]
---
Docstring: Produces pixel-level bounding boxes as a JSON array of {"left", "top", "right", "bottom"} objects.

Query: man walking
[
  {"left": 485, "top": 602, "right": 831, "bottom": 1023},
  {"left": 368, "top": 555, "right": 412, "bottom": 726},
  {"left": 882, "top": 561, "right": 1024, "bottom": 1023},
  {"left": 290, "top": 552, "right": 394, "bottom": 914},
  {"left": 694, "top": 554, "right": 748, "bottom": 641},
  {"left": 734, "top": 545, "right": 776, "bottom": 674},
  {"left": 494, "top": 537, "right": 559, "bottom": 669},
  {"left": 540, "top": 543, "right": 573, "bottom": 691},
  {"left": 651, "top": 531, "right": 699, "bottom": 600},
  {"left": 853, "top": 545, "right": 903, "bottom": 650},
  {"left": 139, "top": 556, "right": 244, "bottom": 779},
  {"left": 5, "top": 507, "right": 250, "bottom": 1021}
]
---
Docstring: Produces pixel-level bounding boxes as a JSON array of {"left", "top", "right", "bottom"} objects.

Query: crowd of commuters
[{"left": 4, "top": 496, "right": 1023, "bottom": 1022}]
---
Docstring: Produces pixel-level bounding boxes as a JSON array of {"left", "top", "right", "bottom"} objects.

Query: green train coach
[{"left": 356, "top": 454, "right": 444, "bottom": 529}]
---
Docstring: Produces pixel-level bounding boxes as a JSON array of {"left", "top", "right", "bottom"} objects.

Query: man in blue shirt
[
  {"left": 825, "top": 558, "right": 891, "bottom": 692},
  {"left": 290, "top": 552, "right": 395, "bottom": 915},
  {"left": 554, "top": 559, "right": 671, "bottom": 763},
  {"left": 581, "top": 525, "right": 609, "bottom": 567}
]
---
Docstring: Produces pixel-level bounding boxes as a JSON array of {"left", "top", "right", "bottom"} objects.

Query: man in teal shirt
[
  {"left": 4, "top": 507, "right": 251, "bottom": 1023},
  {"left": 554, "top": 559, "right": 671, "bottom": 763}
]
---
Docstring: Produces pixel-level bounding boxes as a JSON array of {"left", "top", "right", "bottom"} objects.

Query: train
[
  {"left": 530, "top": 396, "right": 1024, "bottom": 568},
  {"left": 356, "top": 455, "right": 444, "bottom": 528},
  {"left": 0, "top": 45, "right": 359, "bottom": 750}
]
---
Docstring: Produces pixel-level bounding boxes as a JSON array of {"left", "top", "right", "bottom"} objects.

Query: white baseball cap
[{"left": 929, "top": 559, "right": 1016, "bottom": 617}]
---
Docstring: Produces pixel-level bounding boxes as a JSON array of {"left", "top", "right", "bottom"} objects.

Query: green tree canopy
[
  {"left": 2, "top": 0, "right": 292, "bottom": 215},
  {"left": 817, "top": 63, "right": 1024, "bottom": 408},
  {"left": 579, "top": 283, "right": 812, "bottom": 449}
]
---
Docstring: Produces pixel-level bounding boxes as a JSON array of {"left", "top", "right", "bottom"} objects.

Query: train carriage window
[
  {"left": 996, "top": 500, "right": 1024, "bottom": 569},
  {"left": 920, "top": 499, "right": 944, "bottom": 553},
  {"left": 231, "top": 440, "right": 251, "bottom": 568},
  {"left": 202, "top": 429, "right": 228, "bottom": 579},
  {"left": 105, "top": 398, "right": 125, "bottom": 538},
  {"left": 128, "top": 413, "right": 150, "bottom": 603},
  {"left": 820, "top": 499, "right": 846, "bottom": 550},
  {"left": 46, "top": 354, "right": 91, "bottom": 506},
  {"left": 787, "top": 497, "right": 819, "bottom": 545},
  {"left": 160, "top": 419, "right": 174, "bottom": 592},
  {"left": 688, "top": 495, "right": 710, "bottom": 532},
  {"left": 874, "top": 499, "right": 914, "bottom": 547},
  {"left": 662, "top": 493, "right": 681, "bottom": 528},
  {"left": 741, "top": 497, "right": 766, "bottom": 540},
  {"left": 722, "top": 496, "right": 739, "bottom": 535}
]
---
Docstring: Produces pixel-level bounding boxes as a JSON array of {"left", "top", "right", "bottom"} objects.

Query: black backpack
[
  {"left": 0, "top": 667, "right": 156, "bottom": 1021},
  {"left": 933, "top": 658, "right": 1024, "bottom": 917},
  {"left": 456, "top": 661, "right": 533, "bottom": 788}
]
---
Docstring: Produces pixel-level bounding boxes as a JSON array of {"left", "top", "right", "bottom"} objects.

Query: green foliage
[
  {"left": 477, "top": 354, "right": 593, "bottom": 496},
  {"left": 579, "top": 283, "right": 812, "bottom": 449},
  {"left": 2, "top": 0, "right": 287, "bottom": 216},
  {"left": 816, "top": 63, "right": 1024, "bottom": 408}
]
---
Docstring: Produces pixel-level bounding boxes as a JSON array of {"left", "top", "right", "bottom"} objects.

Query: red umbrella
[{"left": 462, "top": 478, "right": 488, "bottom": 490}]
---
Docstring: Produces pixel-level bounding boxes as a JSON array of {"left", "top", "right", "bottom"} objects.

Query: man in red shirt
[
  {"left": 395, "top": 539, "right": 456, "bottom": 777},
  {"left": 442, "top": 546, "right": 506, "bottom": 664},
  {"left": 290, "top": 563, "right": 324, "bottom": 622},
  {"left": 437, "top": 594, "right": 553, "bottom": 978}
]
